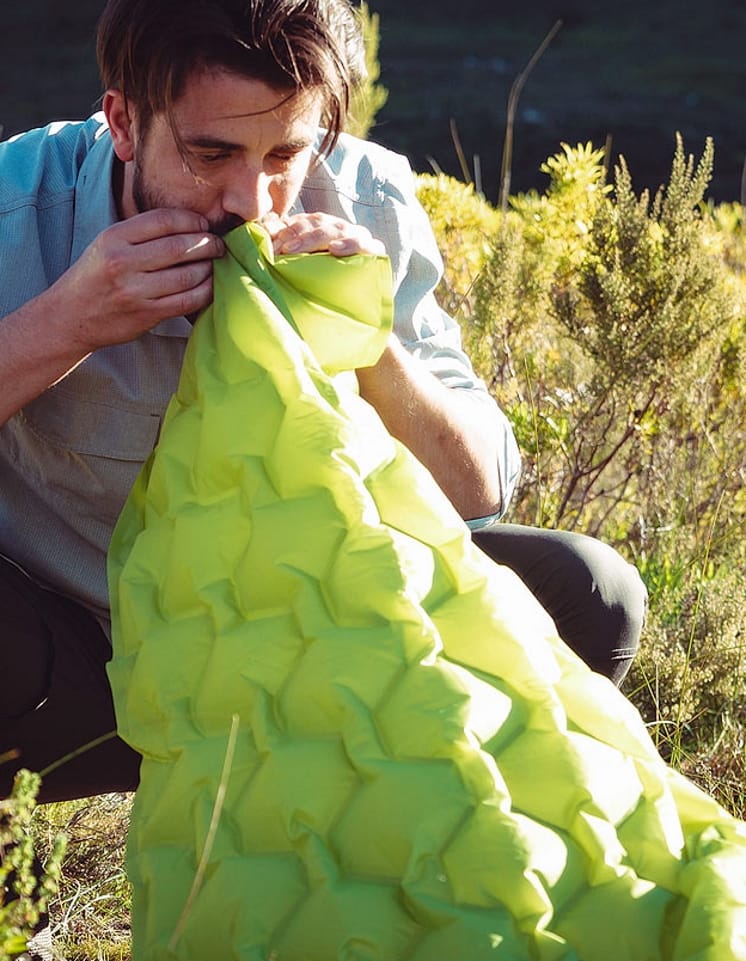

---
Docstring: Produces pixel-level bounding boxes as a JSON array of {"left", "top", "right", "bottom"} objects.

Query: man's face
[{"left": 125, "top": 68, "right": 324, "bottom": 234}]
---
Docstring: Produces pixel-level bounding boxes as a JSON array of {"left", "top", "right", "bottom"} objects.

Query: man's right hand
[
  {"left": 54, "top": 209, "right": 225, "bottom": 352},
  {"left": 0, "top": 209, "right": 225, "bottom": 426}
]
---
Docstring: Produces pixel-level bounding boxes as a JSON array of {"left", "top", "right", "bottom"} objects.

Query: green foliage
[
  {"left": 511, "top": 142, "right": 612, "bottom": 275},
  {"left": 627, "top": 559, "right": 746, "bottom": 815},
  {"left": 414, "top": 173, "right": 500, "bottom": 317},
  {"left": 0, "top": 768, "right": 65, "bottom": 960},
  {"left": 30, "top": 794, "right": 132, "bottom": 960},
  {"left": 553, "top": 136, "right": 723, "bottom": 386},
  {"left": 418, "top": 136, "right": 746, "bottom": 815},
  {"left": 346, "top": 2, "right": 389, "bottom": 140},
  {"left": 455, "top": 136, "right": 744, "bottom": 537}
]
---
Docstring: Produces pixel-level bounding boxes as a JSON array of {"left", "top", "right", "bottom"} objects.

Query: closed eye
[
  {"left": 267, "top": 150, "right": 307, "bottom": 173},
  {"left": 198, "top": 151, "right": 232, "bottom": 164}
]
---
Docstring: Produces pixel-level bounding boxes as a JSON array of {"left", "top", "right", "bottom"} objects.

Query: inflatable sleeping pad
[{"left": 108, "top": 223, "right": 746, "bottom": 960}]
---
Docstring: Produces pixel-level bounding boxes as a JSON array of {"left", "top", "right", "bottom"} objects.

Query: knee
[
  {"left": 562, "top": 533, "right": 647, "bottom": 684},
  {"left": 580, "top": 535, "right": 647, "bottom": 640}
]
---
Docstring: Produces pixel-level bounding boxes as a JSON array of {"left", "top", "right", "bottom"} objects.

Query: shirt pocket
[
  {"left": 15, "top": 386, "right": 163, "bottom": 530},
  {"left": 20, "top": 385, "right": 161, "bottom": 461}
]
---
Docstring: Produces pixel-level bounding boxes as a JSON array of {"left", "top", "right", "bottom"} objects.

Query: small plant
[
  {"left": 553, "top": 135, "right": 724, "bottom": 386},
  {"left": 346, "top": 2, "right": 388, "bottom": 140},
  {"left": 0, "top": 767, "right": 65, "bottom": 960},
  {"left": 626, "top": 558, "right": 746, "bottom": 818}
]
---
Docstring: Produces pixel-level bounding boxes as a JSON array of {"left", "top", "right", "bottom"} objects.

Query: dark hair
[{"left": 96, "top": 0, "right": 365, "bottom": 155}]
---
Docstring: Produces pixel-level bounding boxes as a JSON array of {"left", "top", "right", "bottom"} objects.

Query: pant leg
[
  {"left": 0, "top": 556, "right": 140, "bottom": 803},
  {"left": 472, "top": 524, "right": 647, "bottom": 686}
]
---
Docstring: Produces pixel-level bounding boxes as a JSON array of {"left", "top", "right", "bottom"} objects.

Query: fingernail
[{"left": 185, "top": 237, "right": 211, "bottom": 255}]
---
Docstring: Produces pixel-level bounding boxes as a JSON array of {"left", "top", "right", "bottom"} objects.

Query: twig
[
  {"left": 449, "top": 117, "right": 472, "bottom": 185},
  {"left": 426, "top": 154, "right": 444, "bottom": 175},
  {"left": 499, "top": 19, "right": 562, "bottom": 212},
  {"left": 473, "top": 154, "right": 483, "bottom": 196}
]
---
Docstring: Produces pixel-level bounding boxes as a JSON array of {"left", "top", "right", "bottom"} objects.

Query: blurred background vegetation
[
  {"left": 367, "top": 0, "right": 746, "bottom": 204},
  {"left": 2, "top": 0, "right": 745, "bottom": 202}
]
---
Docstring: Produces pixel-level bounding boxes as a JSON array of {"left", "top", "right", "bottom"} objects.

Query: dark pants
[
  {"left": 0, "top": 526, "right": 646, "bottom": 802},
  {"left": 473, "top": 525, "right": 647, "bottom": 686}
]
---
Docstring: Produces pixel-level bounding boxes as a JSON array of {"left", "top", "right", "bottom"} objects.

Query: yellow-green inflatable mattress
[{"left": 108, "top": 223, "right": 746, "bottom": 961}]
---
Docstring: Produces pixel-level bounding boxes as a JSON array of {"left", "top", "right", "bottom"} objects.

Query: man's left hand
[{"left": 262, "top": 212, "right": 385, "bottom": 257}]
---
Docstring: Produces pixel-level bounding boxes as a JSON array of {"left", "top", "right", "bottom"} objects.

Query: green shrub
[
  {"left": 418, "top": 137, "right": 746, "bottom": 815},
  {"left": 553, "top": 136, "right": 722, "bottom": 385},
  {"left": 627, "top": 559, "right": 746, "bottom": 818},
  {"left": 434, "top": 135, "right": 746, "bottom": 541},
  {"left": 0, "top": 769, "right": 65, "bottom": 960}
]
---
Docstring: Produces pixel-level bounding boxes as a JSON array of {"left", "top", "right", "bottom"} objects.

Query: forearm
[
  {"left": 0, "top": 209, "right": 225, "bottom": 426},
  {"left": 0, "top": 288, "right": 92, "bottom": 426},
  {"left": 356, "top": 336, "right": 505, "bottom": 521}
]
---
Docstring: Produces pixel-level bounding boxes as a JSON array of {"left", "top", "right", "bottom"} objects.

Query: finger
[
  {"left": 150, "top": 274, "right": 215, "bottom": 320},
  {"left": 274, "top": 222, "right": 370, "bottom": 254},
  {"left": 131, "top": 231, "right": 225, "bottom": 273},
  {"left": 131, "top": 259, "right": 215, "bottom": 303},
  {"left": 120, "top": 208, "right": 212, "bottom": 243},
  {"left": 259, "top": 213, "right": 287, "bottom": 238},
  {"left": 328, "top": 235, "right": 386, "bottom": 257},
  {"left": 270, "top": 213, "right": 342, "bottom": 253}
]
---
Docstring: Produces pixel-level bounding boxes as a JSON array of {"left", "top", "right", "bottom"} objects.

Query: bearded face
[{"left": 123, "top": 70, "right": 323, "bottom": 235}]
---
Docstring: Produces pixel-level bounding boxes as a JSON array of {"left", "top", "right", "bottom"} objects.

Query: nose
[{"left": 222, "top": 170, "right": 274, "bottom": 224}]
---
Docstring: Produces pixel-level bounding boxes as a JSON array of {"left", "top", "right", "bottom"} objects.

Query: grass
[{"left": 32, "top": 794, "right": 132, "bottom": 960}]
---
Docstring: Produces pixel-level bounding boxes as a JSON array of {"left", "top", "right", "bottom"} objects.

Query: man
[{"left": 0, "top": 0, "right": 646, "bottom": 806}]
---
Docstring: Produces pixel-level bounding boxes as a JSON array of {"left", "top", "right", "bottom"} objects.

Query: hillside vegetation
[{"left": 417, "top": 137, "right": 746, "bottom": 819}]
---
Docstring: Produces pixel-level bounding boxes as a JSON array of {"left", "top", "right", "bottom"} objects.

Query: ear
[{"left": 103, "top": 89, "right": 136, "bottom": 163}]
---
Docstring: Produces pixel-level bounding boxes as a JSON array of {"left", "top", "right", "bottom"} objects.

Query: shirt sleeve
[{"left": 299, "top": 135, "right": 523, "bottom": 518}]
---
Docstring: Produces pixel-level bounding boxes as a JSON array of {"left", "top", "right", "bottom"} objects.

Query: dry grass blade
[{"left": 167, "top": 714, "right": 240, "bottom": 952}]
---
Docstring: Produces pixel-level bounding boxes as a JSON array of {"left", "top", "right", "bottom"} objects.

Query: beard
[{"left": 131, "top": 153, "right": 245, "bottom": 237}]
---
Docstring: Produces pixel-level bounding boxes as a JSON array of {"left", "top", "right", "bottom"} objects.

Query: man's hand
[
  {"left": 0, "top": 209, "right": 224, "bottom": 426},
  {"left": 262, "top": 212, "right": 385, "bottom": 258},
  {"left": 264, "top": 212, "right": 502, "bottom": 520},
  {"left": 52, "top": 209, "right": 225, "bottom": 352}
]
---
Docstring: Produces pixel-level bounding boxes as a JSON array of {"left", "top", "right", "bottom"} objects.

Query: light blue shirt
[{"left": 0, "top": 114, "right": 520, "bottom": 627}]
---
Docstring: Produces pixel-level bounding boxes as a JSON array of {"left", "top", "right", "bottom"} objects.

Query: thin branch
[
  {"left": 499, "top": 19, "right": 562, "bottom": 212},
  {"left": 449, "top": 117, "right": 472, "bottom": 185},
  {"left": 40, "top": 730, "right": 118, "bottom": 778}
]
